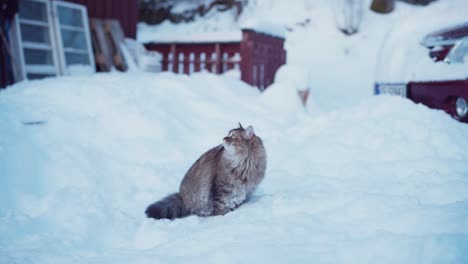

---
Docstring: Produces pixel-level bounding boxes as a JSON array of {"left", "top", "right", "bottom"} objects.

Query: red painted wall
[{"left": 66, "top": 0, "right": 137, "bottom": 39}]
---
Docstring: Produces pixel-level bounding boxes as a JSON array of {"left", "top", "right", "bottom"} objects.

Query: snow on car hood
[{"left": 375, "top": 1, "right": 468, "bottom": 83}]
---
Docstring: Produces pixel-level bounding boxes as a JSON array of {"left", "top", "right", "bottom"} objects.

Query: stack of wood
[{"left": 90, "top": 18, "right": 128, "bottom": 72}]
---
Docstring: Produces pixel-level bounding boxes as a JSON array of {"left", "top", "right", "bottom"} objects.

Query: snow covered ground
[
  {"left": 2, "top": 0, "right": 468, "bottom": 263},
  {"left": 1, "top": 71, "right": 468, "bottom": 263}
]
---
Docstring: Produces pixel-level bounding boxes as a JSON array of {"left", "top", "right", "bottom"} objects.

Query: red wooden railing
[
  {"left": 145, "top": 29, "right": 286, "bottom": 90},
  {"left": 147, "top": 42, "right": 241, "bottom": 75}
]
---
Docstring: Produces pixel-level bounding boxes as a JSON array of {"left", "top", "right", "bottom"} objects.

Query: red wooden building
[{"left": 64, "top": 0, "right": 137, "bottom": 39}]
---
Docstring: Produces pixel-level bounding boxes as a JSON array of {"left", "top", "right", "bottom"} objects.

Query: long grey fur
[
  {"left": 145, "top": 124, "right": 266, "bottom": 220},
  {"left": 145, "top": 193, "right": 188, "bottom": 220}
]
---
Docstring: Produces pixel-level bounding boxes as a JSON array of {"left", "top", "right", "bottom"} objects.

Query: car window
[{"left": 445, "top": 37, "right": 468, "bottom": 64}]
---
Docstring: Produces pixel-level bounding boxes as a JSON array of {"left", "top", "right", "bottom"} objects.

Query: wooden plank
[
  {"left": 103, "top": 19, "right": 127, "bottom": 71},
  {"left": 90, "top": 18, "right": 112, "bottom": 71},
  {"left": 214, "top": 43, "right": 221, "bottom": 74},
  {"left": 170, "top": 44, "right": 176, "bottom": 73}
]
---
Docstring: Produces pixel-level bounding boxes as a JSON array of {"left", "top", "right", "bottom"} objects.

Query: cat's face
[{"left": 222, "top": 125, "right": 255, "bottom": 157}]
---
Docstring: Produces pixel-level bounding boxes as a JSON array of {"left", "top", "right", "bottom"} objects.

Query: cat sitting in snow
[{"left": 145, "top": 124, "right": 266, "bottom": 220}]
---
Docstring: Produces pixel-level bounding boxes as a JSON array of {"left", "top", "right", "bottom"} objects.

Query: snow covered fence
[{"left": 144, "top": 29, "right": 286, "bottom": 91}]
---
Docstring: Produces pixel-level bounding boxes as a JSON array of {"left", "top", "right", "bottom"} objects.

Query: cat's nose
[{"left": 223, "top": 136, "right": 229, "bottom": 141}]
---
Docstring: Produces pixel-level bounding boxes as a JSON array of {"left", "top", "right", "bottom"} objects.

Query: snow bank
[{"left": 1, "top": 72, "right": 468, "bottom": 263}]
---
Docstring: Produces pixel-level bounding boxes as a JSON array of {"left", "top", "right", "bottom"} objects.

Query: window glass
[
  {"left": 24, "top": 49, "right": 54, "bottom": 65},
  {"left": 57, "top": 6, "right": 84, "bottom": 27},
  {"left": 60, "top": 29, "right": 87, "bottom": 50},
  {"left": 19, "top": 0, "right": 48, "bottom": 22},
  {"left": 20, "top": 24, "right": 50, "bottom": 44},
  {"left": 65, "top": 52, "right": 90, "bottom": 66}
]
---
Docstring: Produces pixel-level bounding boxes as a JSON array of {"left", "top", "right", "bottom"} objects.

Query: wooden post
[
  {"left": 184, "top": 51, "right": 190, "bottom": 74},
  {"left": 162, "top": 52, "right": 168, "bottom": 71},
  {"left": 240, "top": 29, "right": 254, "bottom": 87},
  {"left": 194, "top": 52, "right": 201, "bottom": 72},
  {"left": 214, "top": 43, "right": 221, "bottom": 74},
  {"left": 170, "top": 44, "right": 176, "bottom": 73}
]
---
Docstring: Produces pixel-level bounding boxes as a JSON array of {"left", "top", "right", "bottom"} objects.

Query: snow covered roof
[
  {"left": 142, "top": 31, "right": 242, "bottom": 44},
  {"left": 241, "top": 20, "right": 287, "bottom": 39},
  {"left": 137, "top": 18, "right": 286, "bottom": 44},
  {"left": 140, "top": 27, "right": 285, "bottom": 45}
]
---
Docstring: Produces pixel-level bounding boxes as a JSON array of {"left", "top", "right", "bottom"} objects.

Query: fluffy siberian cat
[{"left": 145, "top": 124, "right": 266, "bottom": 220}]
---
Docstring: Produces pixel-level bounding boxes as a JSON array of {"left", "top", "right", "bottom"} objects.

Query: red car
[{"left": 374, "top": 22, "right": 468, "bottom": 123}]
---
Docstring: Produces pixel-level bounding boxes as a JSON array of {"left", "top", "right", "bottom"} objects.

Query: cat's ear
[
  {"left": 238, "top": 122, "right": 243, "bottom": 129},
  {"left": 245, "top": 125, "right": 254, "bottom": 139}
]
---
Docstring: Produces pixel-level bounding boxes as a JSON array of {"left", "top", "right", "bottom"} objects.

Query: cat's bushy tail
[{"left": 145, "top": 193, "right": 189, "bottom": 220}]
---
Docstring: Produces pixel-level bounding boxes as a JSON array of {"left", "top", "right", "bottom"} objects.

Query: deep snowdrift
[{"left": 1, "top": 72, "right": 468, "bottom": 263}]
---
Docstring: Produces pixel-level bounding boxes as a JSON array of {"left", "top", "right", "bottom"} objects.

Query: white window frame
[
  {"left": 52, "top": 0, "right": 95, "bottom": 75},
  {"left": 11, "top": 0, "right": 95, "bottom": 81},
  {"left": 12, "top": 0, "right": 61, "bottom": 81}
]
